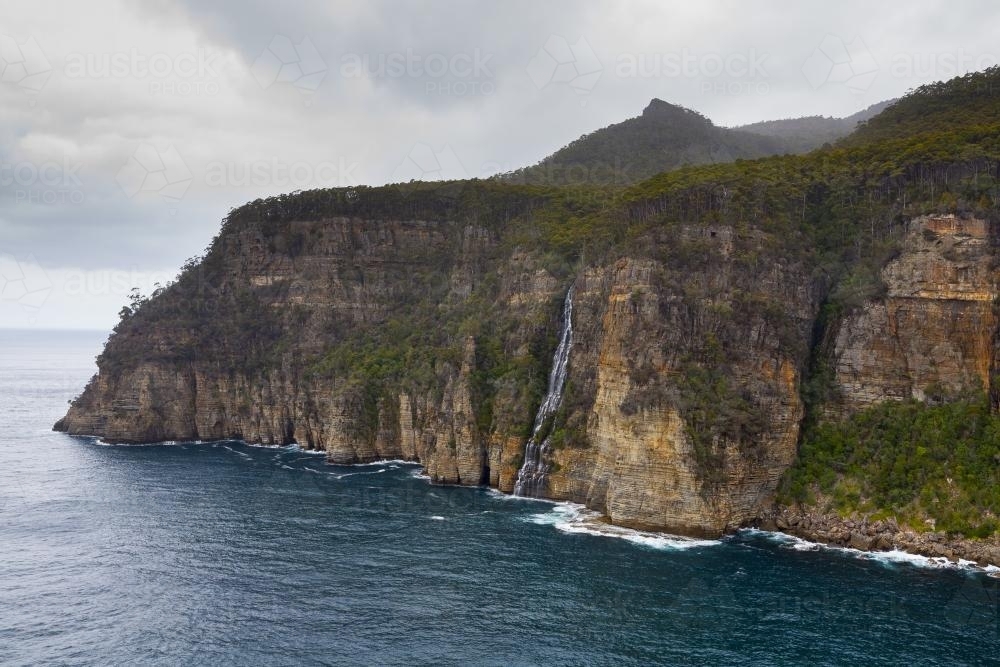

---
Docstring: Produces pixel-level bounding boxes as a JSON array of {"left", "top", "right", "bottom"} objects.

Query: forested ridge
[{"left": 97, "top": 68, "right": 1000, "bottom": 537}]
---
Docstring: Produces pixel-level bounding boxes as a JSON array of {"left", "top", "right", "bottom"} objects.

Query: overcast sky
[{"left": 2, "top": 0, "right": 999, "bottom": 329}]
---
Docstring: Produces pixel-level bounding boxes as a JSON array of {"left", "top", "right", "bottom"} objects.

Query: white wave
[
  {"left": 409, "top": 469, "right": 430, "bottom": 480},
  {"left": 484, "top": 488, "right": 559, "bottom": 504},
  {"left": 221, "top": 445, "right": 251, "bottom": 459},
  {"left": 82, "top": 435, "right": 209, "bottom": 447},
  {"left": 740, "top": 529, "right": 997, "bottom": 572},
  {"left": 334, "top": 458, "right": 418, "bottom": 467},
  {"left": 524, "top": 502, "right": 720, "bottom": 551},
  {"left": 92, "top": 438, "right": 175, "bottom": 448},
  {"left": 94, "top": 438, "right": 299, "bottom": 451},
  {"left": 335, "top": 469, "right": 387, "bottom": 479},
  {"left": 743, "top": 530, "right": 821, "bottom": 552},
  {"left": 429, "top": 515, "right": 446, "bottom": 521},
  {"left": 244, "top": 440, "right": 299, "bottom": 452},
  {"left": 285, "top": 444, "right": 325, "bottom": 455},
  {"left": 236, "top": 441, "right": 323, "bottom": 454},
  {"left": 866, "top": 549, "right": 954, "bottom": 568}
]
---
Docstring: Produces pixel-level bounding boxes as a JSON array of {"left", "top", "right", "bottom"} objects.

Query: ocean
[{"left": 0, "top": 329, "right": 997, "bottom": 666}]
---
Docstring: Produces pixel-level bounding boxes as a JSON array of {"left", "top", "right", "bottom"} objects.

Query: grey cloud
[{"left": 2, "top": 0, "right": 1000, "bottom": 328}]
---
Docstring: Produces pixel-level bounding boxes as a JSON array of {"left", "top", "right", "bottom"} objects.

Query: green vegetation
[
  {"left": 846, "top": 69, "right": 1000, "bottom": 145},
  {"left": 545, "top": 376, "right": 591, "bottom": 451},
  {"left": 677, "top": 362, "right": 766, "bottom": 485},
  {"left": 733, "top": 99, "right": 892, "bottom": 153},
  {"left": 99, "top": 68, "right": 1000, "bottom": 532},
  {"left": 780, "top": 396, "right": 1000, "bottom": 538},
  {"left": 502, "top": 99, "right": 803, "bottom": 186}
]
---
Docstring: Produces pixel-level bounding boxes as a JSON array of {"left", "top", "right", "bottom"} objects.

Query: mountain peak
[
  {"left": 643, "top": 97, "right": 689, "bottom": 116},
  {"left": 641, "top": 98, "right": 713, "bottom": 128}
]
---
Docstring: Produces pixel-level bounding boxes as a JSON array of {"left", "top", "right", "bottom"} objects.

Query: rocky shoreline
[{"left": 755, "top": 507, "right": 1000, "bottom": 570}]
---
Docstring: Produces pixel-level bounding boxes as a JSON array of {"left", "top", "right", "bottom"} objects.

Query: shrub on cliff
[{"left": 781, "top": 395, "right": 1000, "bottom": 538}]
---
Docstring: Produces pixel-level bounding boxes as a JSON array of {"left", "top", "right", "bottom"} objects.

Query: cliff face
[
  {"left": 56, "top": 196, "right": 820, "bottom": 537},
  {"left": 827, "top": 215, "right": 998, "bottom": 414},
  {"left": 57, "top": 214, "right": 557, "bottom": 488},
  {"left": 543, "top": 226, "right": 816, "bottom": 535},
  {"left": 54, "top": 200, "right": 997, "bottom": 538}
]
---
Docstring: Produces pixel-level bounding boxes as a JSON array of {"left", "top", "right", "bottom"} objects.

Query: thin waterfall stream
[{"left": 513, "top": 285, "right": 574, "bottom": 497}]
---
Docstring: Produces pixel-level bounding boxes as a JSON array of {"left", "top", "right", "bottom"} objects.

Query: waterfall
[{"left": 514, "top": 285, "right": 574, "bottom": 497}]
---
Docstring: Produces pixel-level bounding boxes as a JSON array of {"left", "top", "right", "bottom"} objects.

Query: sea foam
[
  {"left": 741, "top": 528, "right": 999, "bottom": 573},
  {"left": 524, "top": 502, "right": 720, "bottom": 551},
  {"left": 484, "top": 488, "right": 559, "bottom": 504},
  {"left": 333, "top": 459, "right": 419, "bottom": 467}
]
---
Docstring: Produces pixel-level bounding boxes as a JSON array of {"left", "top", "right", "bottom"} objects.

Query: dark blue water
[{"left": 1, "top": 329, "right": 998, "bottom": 666}]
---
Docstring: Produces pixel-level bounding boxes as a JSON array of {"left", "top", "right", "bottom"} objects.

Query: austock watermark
[
  {"left": 115, "top": 142, "right": 360, "bottom": 201},
  {"left": 4, "top": 257, "right": 232, "bottom": 332},
  {"left": 1, "top": 157, "right": 85, "bottom": 205},
  {"left": 391, "top": 143, "right": 634, "bottom": 183},
  {"left": 251, "top": 35, "right": 326, "bottom": 94},
  {"left": 889, "top": 49, "right": 999, "bottom": 81},
  {"left": 61, "top": 266, "right": 176, "bottom": 300},
  {"left": 64, "top": 48, "right": 222, "bottom": 96},
  {"left": 0, "top": 34, "right": 52, "bottom": 94},
  {"left": 224, "top": 453, "right": 499, "bottom": 518},
  {"left": 527, "top": 35, "right": 602, "bottom": 99},
  {"left": 0, "top": 477, "right": 29, "bottom": 516},
  {"left": 340, "top": 48, "right": 495, "bottom": 97},
  {"left": 485, "top": 157, "right": 636, "bottom": 188},
  {"left": 389, "top": 142, "right": 469, "bottom": 183},
  {"left": 205, "top": 157, "right": 359, "bottom": 190},
  {"left": 387, "top": 143, "right": 635, "bottom": 199},
  {"left": 116, "top": 143, "right": 192, "bottom": 201},
  {"left": 651, "top": 570, "right": 997, "bottom": 638},
  {"left": 802, "top": 34, "right": 878, "bottom": 93},
  {"left": 528, "top": 35, "right": 772, "bottom": 98},
  {"left": 0, "top": 258, "right": 184, "bottom": 322},
  {"left": 942, "top": 574, "right": 999, "bottom": 634},
  {"left": 616, "top": 48, "right": 770, "bottom": 95},
  {"left": 526, "top": 31, "right": 996, "bottom": 100},
  {"left": 0, "top": 253, "right": 52, "bottom": 313},
  {"left": 803, "top": 34, "right": 999, "bottom": 94}
]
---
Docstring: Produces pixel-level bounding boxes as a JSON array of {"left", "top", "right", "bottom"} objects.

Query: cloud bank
[{"left": 2, "top": 0, "right": 998, "bottom": 327}]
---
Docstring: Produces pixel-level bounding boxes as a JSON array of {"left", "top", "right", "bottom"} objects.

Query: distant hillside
[
  {"left": 733, "top": 100, "right": 893, "bottom": 153},
  {"left": 502, "top": 98, "right": 890, "bottom": 185},
  {"left": 844, "top": 68, "right": 1000, "bottom": 145}
]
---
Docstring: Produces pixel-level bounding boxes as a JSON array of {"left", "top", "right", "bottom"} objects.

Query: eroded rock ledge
[{"left": 758, "top": 508, "right": 1000, "bottom": 569}]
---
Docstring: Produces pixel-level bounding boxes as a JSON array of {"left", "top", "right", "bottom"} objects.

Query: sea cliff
[
  {"left": 54, "top": 188, "right": 995, "bottom": 553},
  {"left": 55, "top": 70, "right": 1000, "bottom": 557}
]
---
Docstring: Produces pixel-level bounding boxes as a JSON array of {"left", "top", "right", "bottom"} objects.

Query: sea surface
[{"left": 0, "top": 329, "right": 998, "bottom": 666}]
